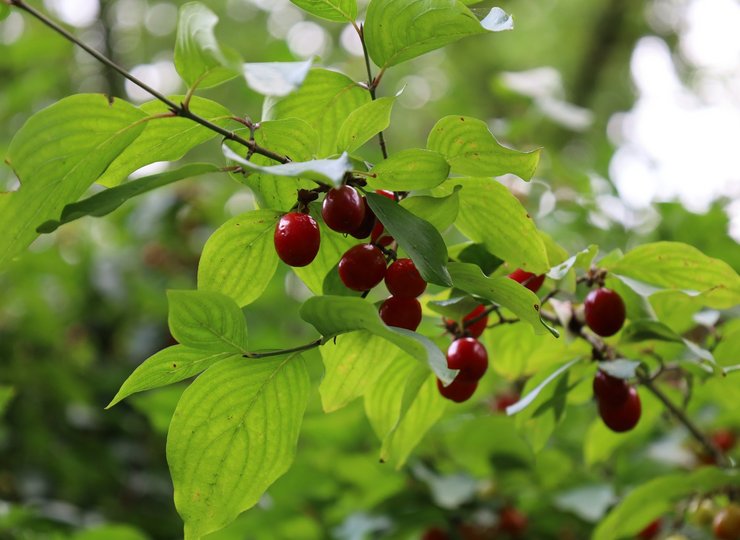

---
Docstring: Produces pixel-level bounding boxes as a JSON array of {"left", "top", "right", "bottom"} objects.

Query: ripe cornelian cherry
[
  {"left": 598, "top": 386, "right": 641, "bottom": 432},
  {"left": 338, "top": 244, "right": 387, "bottom": 291},
  {"left": 385, "top": 258, "right": 426, "bottom": 298},
  {"left": 584, "top": 287, "right": 626, "bottom": 337},
  {"left": 379, "top": 296, "right": 422, "bottom": 331},
  {"left": 592, "top": 370, "right": 630, "bottom": 407},
  {"left": 711, "top": 429, "right": 736, "bottom": 452},
  {"left": 446, "top": 337, "right": 488, "bottom": 382},
  {"left": 437, "top": 377, "right": 477, "bottom": 403},
  {"left": 713, "top": 504, "right": 740, "bottom": 540},
  {"left": 508, "top": 268, "right": 546, "bottom": 293},
  {"left": 498, "top": 507, "right": 528, "bottom": 536},
  {"left": 444, "top": 305, "right": 488, "bottom": 338},
  {"left": 322, "top": 185, "right": 365, "bottom": 234},
  {"left": 350, "top": 197, "right": 376, "bottom": 239},
  {"left": 273, "top": 212, "right": 320, "bottom": 267},
  {"left": 370, "top": 189, "right": 395, "bottom": 244},
  {"left": 637, "top": 518, "right": 661, "bottom": 540}
]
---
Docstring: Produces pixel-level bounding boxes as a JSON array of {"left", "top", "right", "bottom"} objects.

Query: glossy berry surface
[
  {"left": 593, "top": 370, "right": 630, "bottom": 407},
  {"left": 437, "top": 377, "right": 477, "bottom": 403},
  {"left": 637, "top": 518, "right": 661, "bottom": 540},
  {"left": 714, "top": 504, "right": 740, "bottom": 540},
  {"left": 446, "top": 337, "right": 488, "bottom": 382},
  {"left": 350, "top": 197, "right": 376, "bottom": 239},
  {"left": 379, "top": 296, "right": 422, "bottom": 331},
  {"left": 273, "top": 212, "right": 320, "bottom": 267},
  {"left": 498, "top": 506, "right": 528, "bottom": 536},
  {"left": 712, "top": 429, "right": 736, "bottom": 452},
  {"left": 338, "top": 244, "right": 387, "bottom": 291},
  {"left": 584, "top": 287, "right": 626, "bottom": 337},
  {"left": 385, "top": 258, "right": 426, "bottom": 298},
  {"left": 508, "top": 268, "right": 546, "bottom": 293},
  {"left": 598, "top": 386, "right": 641, "bottom": 433},
  {"left": 322, "top": 186, "right": 365, "bottom": 234}
]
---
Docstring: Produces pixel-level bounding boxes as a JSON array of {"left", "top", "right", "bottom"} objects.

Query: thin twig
[
  {"left": 243, "top": 338, "right": 323, "bottom": 359},
  {"left": 355, "top": 23, "right": 388, "bottom": 159}
]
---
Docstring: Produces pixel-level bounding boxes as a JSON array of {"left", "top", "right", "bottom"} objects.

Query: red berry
[
  {"left": 370, "top": 190, "right": 395, "bottom": 245},
  {"left": 508, "top": 268, "right": 546, "bottom": 293},
  {"left": 713, "top": 504, "right": 740, "bottom": 540},
  {"left": 338, "top": 244, "right": 387, "bottom": 291},
  {"left": 598, "top": 386, "right": 641, "bottom": 433},
  {"left": 322, "top": 185, "right": 365, "bottom": 234},
  {"left": 437, "top": 377, "right": 477, "bottom": 403},
  {"left": 446, "top": 338, "right": 488, "bottom": 382},
  {"left": 637, "top": 518, "right": 661, "bottom": 540},
  {"left": 584, "top": 287, "right": 626, "bottom": 337},
  {"left": 494, "top": 392, "right": 520, "bottom": 413},
  {"left": 379, "top": 296, "right": 422, "bottom": 331},
  {"left": 444, "top": 305, "right": 488, "bottom": 338},
  {"left": 593, "top": 370, "right": 630, "bottom": 407},
  {"left": 273, "top": 212, "right": 320, "bottom": 267},
  {"left": 712, "top": 429, "right": 736, "bottom": 452},
  {"left": 499, "top": 507, "right": 527, "bottom": 536},
  {"left": 350, "top": 197, "right": 376, "bottom": 239},
  {"left": 385, "top": 258, "right": 426, "bottom": 298}
]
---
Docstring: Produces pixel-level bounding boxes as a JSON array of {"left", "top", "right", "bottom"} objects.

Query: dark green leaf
[
  {"left": 367, "top": 149, "right": 450, "bottom": 191},
  {"left": 449, "top": 242, "right": 503, "bottom": 275}
]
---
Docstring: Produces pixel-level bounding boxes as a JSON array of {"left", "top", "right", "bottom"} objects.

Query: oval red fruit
[
  {"left": 437, "top": 377, "right": 477, "bottom": 403},
  {"left": 385, "top": 258, "right": 427, "bottom": 298},
  {"left": 598, "top": 386, "right": 641, "bottom": 433},
  {"left": 350, "top": 197, "right": 376, "bottom": 239},
  {"left": 273, "top": 212, "right": 320, "bottom": 267},
  {"left": 338, "top": 244, "right": 387, "bottom": 291},
  {"left": 322, "top": 185, "right": 365, "bottom": 234},
  {"left": 379, "top": 296, "right": 422, "bottom": 331},
  {"left": 584, "top": 287, "right": 626, "bottom": 337},
  {"left": 508, "top": 268, "right": 546, "bottom": 293},
  {"left": 446, "top": 337, "right": 488, "bottom": 382},
  {"left": 593, "top": 370, "right": 630, "bottom": 407}
]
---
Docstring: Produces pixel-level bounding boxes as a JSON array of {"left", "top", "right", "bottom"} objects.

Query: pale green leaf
[
  {"left": 367, "top": 149, "right": 450, "bottom": 191},
  {"left": 71, "top": 525, "right": 148, "bottom": 540},
  {"left": 167, "top": 290, "right": 248, "bottom": 353},
  {"left": 427, "top": 116, "right": 540, "bottom": 180},
  {"left": 300, "top": 295, "right": 457, "bottom": 383},
  {"left": 38, "top": 163, "right": 219, "bottom": 233},
  {"left": 506, "top": 359, "right": 580, "bottom": 415},
  {"left": 336, "top": 96, "right": 395, "bottom": 153},
  {"left": 264, "top": 68, "right": 370, "bottom": 156},
  {"left": 108, "top": 346, "right": 238, "bottom": 408},
  {"left": 435, "top": 178, "right": 549, "bottom": 273},
  {"left": 167, "top": 354, "right": 310, "bottom": 539},
  {"left": 547, "top": 245, "right": 598, "bottom": 280},
  {"left": 197, "top": 210, "right": 281, "bottom": 307},
  {"left": 400, "top": 189, "right": 459, "bottom": 232},
  {"left": 174, "top": 2, "right": 241, "bottom": 89},
  {"left": 0, "top": 94, "right": 147, "bottom": 269},
  {"left": 289, "top": 0, "right": 357, "bottom": 21},
  {"left": 0, "top": 386, "right": 14, "bottom": 418},
  {"left": 243, "top": 59, "right": 313, "bottom": 97}
]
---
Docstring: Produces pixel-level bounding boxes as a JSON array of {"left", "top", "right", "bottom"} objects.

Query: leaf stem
[
  {"left": 243, "top": 338, "right": 323, "bottom": 359},
  {"left": 356, "top": 23, "right": 389, "bottom": 159},
  {"left": 9, "top": 0, "right": 290, "bottom": 165}
]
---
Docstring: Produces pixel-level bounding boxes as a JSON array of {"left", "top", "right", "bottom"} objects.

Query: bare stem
[
  {"left": 356, "top": 23, "right": 389, "bottom": 159},
  {"left": 10, "top": 0, "right": 290, "bottom": 164},
  {"left": 243, "top": 338, "right": 323, "bottom": 359}
]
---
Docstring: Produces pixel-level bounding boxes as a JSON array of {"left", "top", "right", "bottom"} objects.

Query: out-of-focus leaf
[
  {"left": 547, "top": 245, "right": 598, "bottom": 280},
  {"left": 243, "top": 59, "right": 313, "bottom": 97}
]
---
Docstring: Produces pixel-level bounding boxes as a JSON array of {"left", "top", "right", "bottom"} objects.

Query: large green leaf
[
  {"left": 607, "top": 241, "right": 740, "bottom": 309},
  {"left": 366, "top": 192, "right": 452, "bottom": 286},
  {"left": 319, "top": 331, "right": 401, "bottom": 412},
  {"left": 265, "top": 68, "right": 370, "bottom": 156},
  {"left": 174, "top": 2, "right": 241, "bottom": 89},
  {"left": 0, "top": 94, "right": 147, "bottom": 269},
  {"left": 167, "top": 354, "right": 310, "bottom": 539},
  {"left": 97, "top": 97, "right": 232, "bottom": 187},
  {"left": 167, "top": 290, "right": 248, "bottom": 353},
  {"left": 38, "top": 163, "right": 219, "bottom": 233},
  {"left": 427, "top": 116, "right": 540, "bottom": 180},
  {"left": 365, "top": 1, "right": 511, "bottom": 68},
  {"left": 435, "top": 178, "right": 549, "bottom": 273},
  {"left": 593, "top": 468, "right": 740, "bottom": 540},
  {"left": 336, "top": 96, "right": 395, "bottom": 153},
  {"left": 400, "top": 190, "right": 459, "bottom": 232},
  {"left": 289, "top": 0, "right": 357, "bottom": 21},
  {"left": 366, "top": 149, "right": 450, "bottom": 191},
  {"left": 107, "top": 346, "right": 238, "bottom": 408},
  {"left": 448, "top": 262, "right": 557, "bottom": 336},
  {"left": 300, "top": 295, "right": 457, "bottom": 383},
  {"left": 197, "top": 210, "right": 282, "bottom": 307}
]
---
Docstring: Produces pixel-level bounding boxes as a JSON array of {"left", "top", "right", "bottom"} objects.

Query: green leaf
[
  {"left": 197, "top": 210, "right": 281, "bottom": 307},
  {"left": 620, "top": 320, "right": 683, "bottom": 344},
  {"left": 365, "top": 1, "right": 511, "bottom": 68},
  {"left": 96, "top": 96, "right": 232, "bottom": 187},
  {"left": 547, "top": 245, "right": 598, "bottom": 280},
  {"left": 174, "top": 2, "right": 241, "bottom": 89},
  {"left": 400, "top": 189, "right": 459, "bottom": 232},
  {"left": 448, "top": 262, "right": 557, "bottom": 336},
  {"left": 435, "top": 178, "right": 549, "bottom": 273},
  {"left": 366, "top": 149, "right": 450, "bottom": 191},
  {"left": 107, "top": 346, "right": 238, "bottom": 408},
  {"left": 0, "top": 94, "right": 147, "bottom": 269},
  {"left": 593, "top": 468, "right": 740, "bottom": 540},
  {"left": 336, "top": 96, "right": 395, "bottom": 153},
  {"left": 365, "top": 192, "right": 452, "bottom": 286},
  {"left": 0, "top": 386, "right": 15, "bottom": 418},
  {"left": 243, "top": 59, "right": 313, "bottom": 97},
  {"left": 167, "top": 354, "right": 310, "bottom": 539},
  {"left": 596, "top": 359, "right": 641, "bottom": 379},
  {"left": 449, "top": 242, "right": 503, "bottom": 275},
  {"left": 38, "top": 163, "right": 219, "bottom": 233},
  {"left": 427, "top": 116, "right": 540, "bottom": 180},
  {"left": 167, "top": 290, "right": 248, "bottom": 353},
  {"left": 0, "top": 4, "right": 9, "bottom": 21},
  {"left": 319, "top": 331, "right": 402, "bottom": 412},
  {"left": 224, "top": 145, "right": 351, "bottom": 186},
  {"left": 265, "top": 68, "right": 370, "bottom": 156},
  {"left": 506, "top": 359, "right": 580, "bottom": 415},
  {"left": 300, "top": 295, "right": 457, "bottom": 383},
  {"left": 289, "top": 0, "right": 357, "bottom": 22},
  {"left": 71, "top": 525, "right": 148, "bottom": 540},
  {"left": 607, "top": 241, "right": 740, "bottom": 309}
]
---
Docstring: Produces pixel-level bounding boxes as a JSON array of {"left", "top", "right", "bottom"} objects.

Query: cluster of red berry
[{"left": 421, "top": 505, "right": 528, "bottom": 539}]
